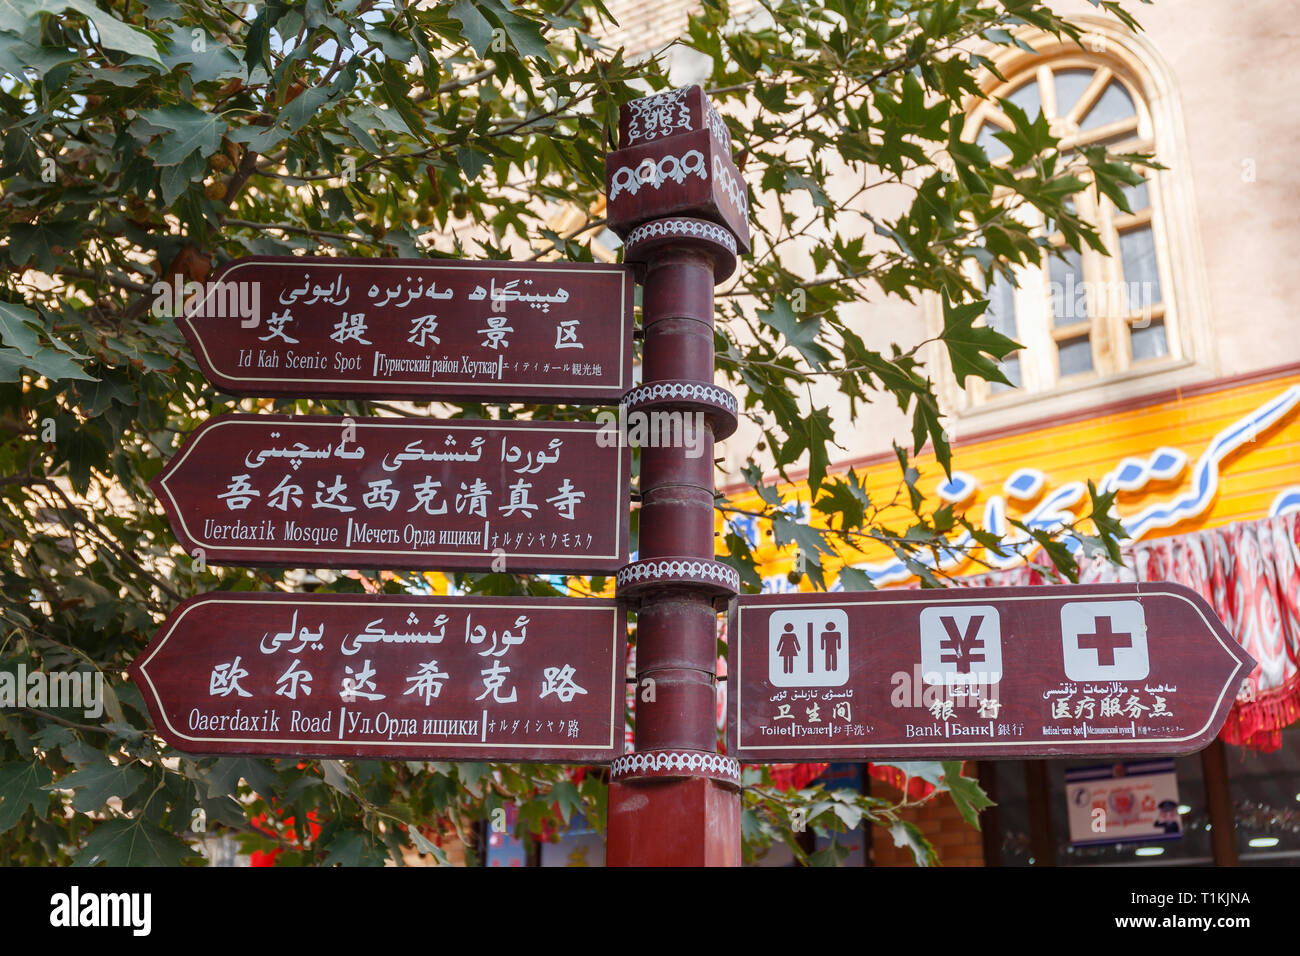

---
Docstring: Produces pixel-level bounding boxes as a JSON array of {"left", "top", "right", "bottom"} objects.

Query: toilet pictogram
[{"left": 767, "top": 609, "right": 850, "bottom": 687}]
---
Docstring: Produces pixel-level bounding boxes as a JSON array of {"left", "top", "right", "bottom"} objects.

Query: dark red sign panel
[
  {"left": 175, "top": 256, "right": 634, "bottom": 402},
  {"left": 131, "top": 593, "right": 626, "bottom": 763},
  {"left": 152, "top": 414, "right": 629, "bottom": 573},
  {"left": 727, "top": 583, "right": 1256, "bottom": 762}
]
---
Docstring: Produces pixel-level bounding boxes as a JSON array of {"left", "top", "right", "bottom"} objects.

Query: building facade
[{"left": 593, "top": 0, "right": 1300, "bottom": 866}]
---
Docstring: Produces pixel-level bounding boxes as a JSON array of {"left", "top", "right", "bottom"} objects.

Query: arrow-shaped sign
[
  {"left": 151, "top": 413, "right": 630, "bottom": 574},
  {"left": 131, "top": 593, "right": 627, "bottom": 763},
  {"left": 727, "top": 583, "right": 1256, "bottom": 761},
  {"left": 171, "top": 256, "right": 634, "bottom": 403}
]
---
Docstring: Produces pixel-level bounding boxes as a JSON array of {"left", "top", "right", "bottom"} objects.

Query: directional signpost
[
  {"left": 131, "top": 594, "right": 625, "bottom": 763},
  {"left": 130, "top": 83, "right": 1260, "bottom": 868},
  {"left": 727, "top": 584, "right": 1257, "bottom": 762},
  {"left": 151, "top": 413, "right": 629, "bottom": 573},
  {"left": 601, "top": 86, "right": 750, "bottom": 866},
  {"left": 176, "top": 256, "right": 635, "bottom": 402}
]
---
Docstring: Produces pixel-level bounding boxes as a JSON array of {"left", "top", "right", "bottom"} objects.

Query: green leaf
[
  {"left": 942, "top": 761, "right": 994, "bottom": 828},
  {"left": 807, "top": 840, "right": 851, "bottom": 866},
  {"left": 76, "top": 817, "right": 199, "bottom": 866},
  {"left": 0, "top": 760, "right": 53, "bottom": 834},
  {"left": 155, "top": 23, "right": 242, "bottom": 83},
  {"left": 243, "top": 0, "right": 288, "bottom": 73},
  {"left": 0, "top": 302, "right": 43, "bottom": 357},
  {"left": 939, "top": 291, "right": 1021, "bottom": 387},
  {"left": 55, "top": 760, "right": 147, "bottom": 813},
  {"left": 995, "top": 95, "right": 1055, "bottom": 167},
  {"left": 910, "top": 391, "right": 951, "bottom": 476},
  {"left": 76, "top": 370, "right": 136, "bottom": 416},
  {"left": 757, "top": 297, "right": 831, "bottom": 369},
  {"left": 376, "top": 60, "right": 428, "bottom": 140},
  {"left": 278, "top": 86, "right": 334, "bottom": 139},
  {"left": 321, "top": 830, "right": 387, "bottom": 867},
  {"left": 341, "top": 111, "right": 381, "bottom": 153},
  {"left": 0, "top": 32, "right": 80, "bottom": 79},
  {"left": 1, "top": 0, "right": 164, "bottom": 63},
  {"left": 1086, "top": 479, "right": 1128, "bottom": 562},
  {"left": 550, "top": 780, "right": 582, "bottom": 824},
  {"left": 490, "top": 7, "right": 551, "bottom": 61},
  {"left": 136, "top": 103, "right": 228, "bottom": 166},
  {"left": 814, "top": 474, "right": 868, "bottom": 529},
  {"left": 780, "top": 405, "right": 836, "bottom": 495},
  {"left": 830, "top": 799, "right": 863, "bottom": 830},
  {"left": 367, "top": 25, "right": 416, "bottom": 62},
  {"left": 408, "top": 826, "right": 449, "bottom": 864},
  {"left": 885, "top": 761, "right": 947, "bottom": 789},
  {"left": 1013, "top": 519, "right": 1081, "bottom": 581},
  {"left": 456, "top": 146, "right": 491, "bottom": 182},
  {"left": 771, "top": 514, "right": 833, "bottom": 560},
  {"left": 888, "top": 820, "right": 936, "bottom": 867},
  {"left": 836, "top": 566, "right": 875, "bottom": 591},
  {"left": 321, "top": 759, "right": 353, "bottom": 794},
  {"left": 8, "top": 221, "right": 82, "bottom": 272},
  {"left": 782, "top": 170, "right": 831, "bottom": 209},
  {"left": 204, "top": 757, "right": 278, "bottom": 800},
  {"left": 24, "top": 347, "right": 97, "bottom": 383},
  {"left": 448, "top": 0, "right": 495, "bottom": 57},
  {"left": 455, "top": 762, "right": 488, "bottom": 797}
]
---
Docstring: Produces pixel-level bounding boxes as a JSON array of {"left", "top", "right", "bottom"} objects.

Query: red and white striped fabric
[{"left": 958, "top": 512, "right": 1300, "bottom": 751}]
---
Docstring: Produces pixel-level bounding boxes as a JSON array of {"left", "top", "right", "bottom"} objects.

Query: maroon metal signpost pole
[{"left": 602, "top": 87, "right": 750, "bottom": 866}]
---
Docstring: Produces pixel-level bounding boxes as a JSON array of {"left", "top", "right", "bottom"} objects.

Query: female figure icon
[{"left": 776, "top": 621, "right": 801, "bottom": 674}]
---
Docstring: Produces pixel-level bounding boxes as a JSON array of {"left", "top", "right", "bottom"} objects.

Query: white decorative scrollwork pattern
[
  {"left": 623, "top": 381, "right": 738, "bottom": 415},
  {"left": 711, "top": 155, "right": 748, "bottom": 217},
  {"left": 627, "top": 88, "right": 693, "bottom": 143},
  {"left": 616, "top": 559, "right": 741, "bottom": 592},
  {"left": 625, "top": 218, "right": 737, "bottom": 255},
  {"left": 609, "top": 150, "right": 708, "bottom": 200},
  {"left": 705, "top": 101, "right": 729, "bottom": 150},
  {"left": 610, "top": 750, "right": 741, "bottom": 783}
]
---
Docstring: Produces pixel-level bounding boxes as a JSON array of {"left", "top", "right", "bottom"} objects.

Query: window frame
[
  {"left": 962, "top": 58, "right": 1179, "bottom": 406},
  {"left": 932, "top": 21, "right": 1213, "bottom": 425}
]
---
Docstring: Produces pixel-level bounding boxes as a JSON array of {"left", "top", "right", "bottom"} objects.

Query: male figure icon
[{"left": 821, "top": 620, "right": 841, "bottom": 671}]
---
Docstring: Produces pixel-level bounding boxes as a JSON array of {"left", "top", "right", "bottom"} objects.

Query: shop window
[
  {"left": 988, "top": 730, "right": 1300, "bottom": 868},
  {"left": 948, "top": 27, "right": 1203, "bottom": 413}
]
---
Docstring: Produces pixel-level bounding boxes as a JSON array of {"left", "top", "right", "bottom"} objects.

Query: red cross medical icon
[{"left": 1075, "top": 616, "right": 1134, "bottom": 667}]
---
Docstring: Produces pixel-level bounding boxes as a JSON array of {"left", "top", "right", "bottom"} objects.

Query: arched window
[{"left": 947, "top": 24, "right": 1207, "bottom": 413}]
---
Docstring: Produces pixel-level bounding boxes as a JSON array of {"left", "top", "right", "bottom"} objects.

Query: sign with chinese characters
[
  {"left": 175, "top": 256, "right": 634, "bottom": 403},
  {"left": 130, "top": 593, "right": 626, "bottom": 763},
  {"left": 1064, "top": 759, "right": 1183, "bottom": 846},
  {"left": 152, "top": 414, "right": 630, "bottom": 573},
  {"left": 727, "top": 584, "right": 1256, "bottom": 761}
]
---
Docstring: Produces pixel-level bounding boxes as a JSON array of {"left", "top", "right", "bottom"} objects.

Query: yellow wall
[{"left": 723, "top": 368, "right": 1300, "bottom": 587}]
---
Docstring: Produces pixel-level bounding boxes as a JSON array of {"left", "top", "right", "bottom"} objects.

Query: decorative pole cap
[{"left": 604, "top": 86, "right": 751, "bottom": 253}]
